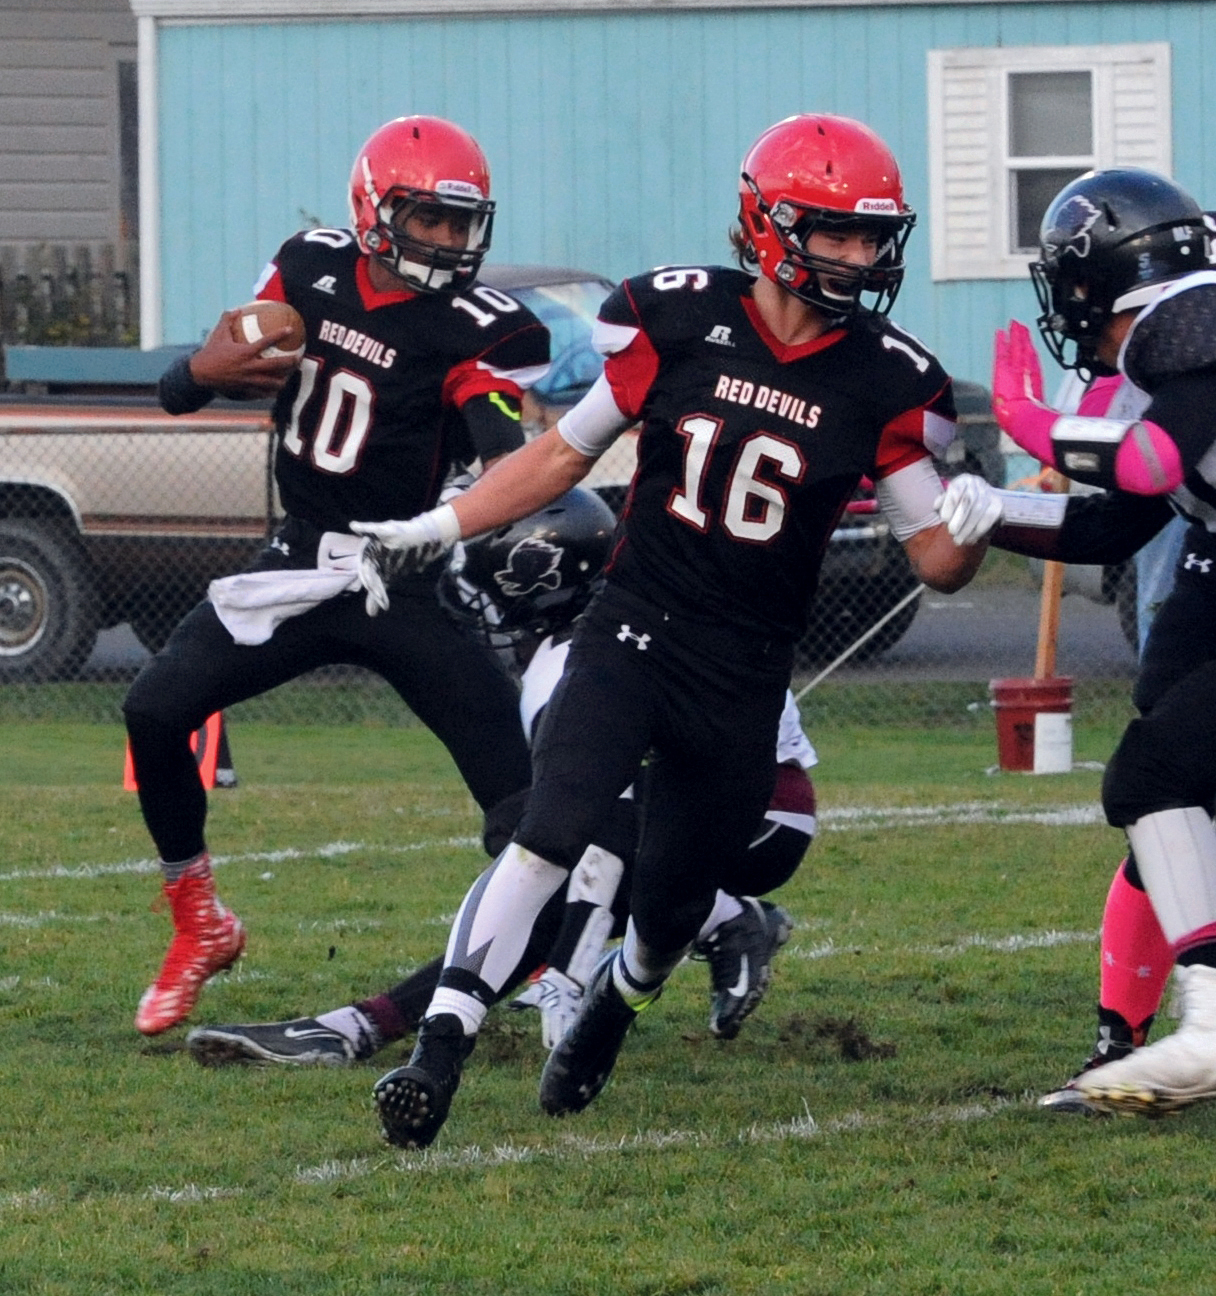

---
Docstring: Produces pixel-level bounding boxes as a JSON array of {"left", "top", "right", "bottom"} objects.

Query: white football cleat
[{"left": 1074, "top": 965, "right": 1216, "bottom": 1116}]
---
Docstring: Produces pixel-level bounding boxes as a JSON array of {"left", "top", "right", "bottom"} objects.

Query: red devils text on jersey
[
  {"left": 596, "top": 266, "right": 956, "bottom": 639},
  {"left": 256, "top": 228, "right": 550, "bottom": 534}
]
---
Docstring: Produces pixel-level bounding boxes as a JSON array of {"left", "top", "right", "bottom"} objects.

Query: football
[{"left": 230, "top": 299, "right": 306, "bottom": 359}]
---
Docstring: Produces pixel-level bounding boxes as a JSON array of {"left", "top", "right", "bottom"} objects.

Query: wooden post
[{"left": 1034, "top": 469, "right": 1070, "bottom": 680}]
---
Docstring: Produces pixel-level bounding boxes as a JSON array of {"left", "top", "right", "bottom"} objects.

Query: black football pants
[
  {"left": 1106, "top": 524, "right": 1216, "bottom": 831},
  {"left": 123, "top": 586, "right": 531, "bottom": 863},
  {"left": 515, "top": 584, "right": 791, "bottom": 958}
]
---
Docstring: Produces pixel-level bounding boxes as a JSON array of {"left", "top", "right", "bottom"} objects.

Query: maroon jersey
[
  {"left": 257, "top": 228, "right": 549, "bottom": 533},
  {"left": 596, "top": 266, "right": 955, "bottom": 639}
]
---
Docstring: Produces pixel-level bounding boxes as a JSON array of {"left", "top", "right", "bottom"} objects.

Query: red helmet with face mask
[
  {"left": 349, "top": 115, "right": 495, "bottom": 292},
  {"left": 738, "top": 114, "right": 914, "bottom": 320}
]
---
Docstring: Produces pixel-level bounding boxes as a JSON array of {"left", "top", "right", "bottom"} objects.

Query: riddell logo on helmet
[
  {"left": 436, "top": 180, "right": 484, "bottom": 199},
  {"left": 855, "top": 199, "right": 899, "bottom": 214}
]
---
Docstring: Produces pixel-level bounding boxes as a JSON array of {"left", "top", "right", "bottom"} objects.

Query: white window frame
[{"left": 927, "top": 43, "right": 1172, "bottom": 282}]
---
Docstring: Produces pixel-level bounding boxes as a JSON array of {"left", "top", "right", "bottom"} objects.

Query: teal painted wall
[{"left": 157, "top": 6, "right": 1216, "bottom": 385}]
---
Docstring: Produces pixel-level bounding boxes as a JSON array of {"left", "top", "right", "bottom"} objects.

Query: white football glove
[
  {"left": 536, "top": 967, "right": 584, "bottom": 1050},
  {"left": 357, "top": 537, "right": 391, "bottom": 616},
  {"left": 934, "top": 473, "right": 1004, "bottom": 547},
  {"left": 351, "top": 503, "right": 462, "bottom": 614}
]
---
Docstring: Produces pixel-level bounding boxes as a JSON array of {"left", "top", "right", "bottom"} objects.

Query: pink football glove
[{"left": 992, "top": 321, "right": 1057, "bottom": 465}]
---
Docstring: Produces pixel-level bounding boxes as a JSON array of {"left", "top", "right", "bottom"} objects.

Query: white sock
[
  {"left": 443, "top": 843, "right": 569, "bottom": 992},
  {"left": 697, "top": 891, "right": 744, "bottom": 942},
  {"left": 564, "top": 845, "right": 626, "bottom": 986},
  {"left": 614, "top": 919, "right": 687, "bottom": 1007},
  {"left": 315, "top": 1005, "right": 380, "bottom": 1055},
  {"left": 426, "top": 989, "right": 488, "bottom": 1037}
]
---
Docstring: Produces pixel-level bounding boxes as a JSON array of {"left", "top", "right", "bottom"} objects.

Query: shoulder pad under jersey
[{"left": 1124, "top": 274, "right": 1216, "bottom": 392}]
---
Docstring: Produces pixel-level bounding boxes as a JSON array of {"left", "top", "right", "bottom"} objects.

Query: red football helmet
[
  {"left": 349, "top": 115, "right": 494, "bottom": 292},
  {"left": 738, "top": 114, "right": 915, "bottom": 319}
]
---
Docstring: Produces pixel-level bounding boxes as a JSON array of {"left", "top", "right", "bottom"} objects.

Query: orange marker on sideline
[{"left": 124, "top": 711, "right": 225, "bottom": 791}]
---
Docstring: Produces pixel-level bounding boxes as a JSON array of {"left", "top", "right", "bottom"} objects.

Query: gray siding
[{"left": 0, "top": 0, "right": 137, "bottom": 251}]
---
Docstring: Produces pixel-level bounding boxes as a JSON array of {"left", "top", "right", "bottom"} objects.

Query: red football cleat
[{"left": 135, "top": 857, "right": 246, "bottom": 1035}]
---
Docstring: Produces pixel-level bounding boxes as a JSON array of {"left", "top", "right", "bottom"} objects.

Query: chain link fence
[
  {"left": 1, "top": 262, "right": 1140, "bottom": 736},
  {"left": 0, "top": 407, "right": 1139, "bottom": 732}
]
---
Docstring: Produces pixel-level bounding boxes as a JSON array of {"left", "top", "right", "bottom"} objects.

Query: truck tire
[{"left": 0, "top": 520, "right": 100, "bottom": 680}]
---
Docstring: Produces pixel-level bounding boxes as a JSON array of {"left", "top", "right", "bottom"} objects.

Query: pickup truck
[
  {"left": 0, "top": 270, "right": 1004, "bottom": 682},
  {"left": 0, "top": 263, "right": 622, "bottom": 683},
  {"left": 0, "top": 343, "right": 278, "bottom": 680}
]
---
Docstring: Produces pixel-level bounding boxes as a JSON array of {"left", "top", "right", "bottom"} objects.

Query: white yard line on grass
[
  {"left": 0, "top": 1093, "right": 1028, "bottom": 1212},
  {"left": 785, "top": 929, "right": 1099, "bottom": 962},
  {"left": 0, "top": 835, "right": 482, "bottom": 883},
  {"left": 1, "top": 802, "right": 1104, "bottom": 885}
]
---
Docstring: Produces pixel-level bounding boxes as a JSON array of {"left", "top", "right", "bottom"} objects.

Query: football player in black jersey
[
  {"left": 935, "top": 168, "right": 1216, "bottom": 1115},
  {"left": 182, "top": 490, "right": 816, "bottom": 1071},
  {"left": 122, "top": 116, "right": 548, "bottom": 1037},
  {"left": 353, "top": 113, "right": 991, "bottom": 1148}
]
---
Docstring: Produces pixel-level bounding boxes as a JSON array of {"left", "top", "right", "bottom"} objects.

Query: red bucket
[{"left": 989, "top": 677, "right": 1074, "bottom": 773}]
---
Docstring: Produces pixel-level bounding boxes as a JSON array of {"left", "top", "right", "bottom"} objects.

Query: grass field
[{"left": 4, "top": 700, "right": 1214, "bottom": 1296}]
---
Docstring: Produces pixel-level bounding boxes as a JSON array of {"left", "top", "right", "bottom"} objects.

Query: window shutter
[
  {"left": 929, "top": 43, "right": 1171, "bottom": 282},
  {"left": 930, "top": 57, "right": 997, "bottom": 280},
  {"left": 1110, "top": 54, "right": 1170, "bottom": 171}
]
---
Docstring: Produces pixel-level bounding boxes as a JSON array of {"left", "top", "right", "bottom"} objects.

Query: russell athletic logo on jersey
[
  {"left": 317, "top": 318, "right": 397, "bottom": 369},
  {"left": 714, "top": 373, "right": 822, "bottom": 429}
]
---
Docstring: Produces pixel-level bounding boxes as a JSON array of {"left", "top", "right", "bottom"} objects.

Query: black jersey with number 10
[
  {"left": 256, "top": 228, "right": 550, "bottom": 534},
  {"left": 596, "top": 266, "right": 956, "bottom": 640}
]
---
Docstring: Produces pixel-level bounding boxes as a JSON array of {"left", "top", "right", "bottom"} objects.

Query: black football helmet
[
  {"left": 440, "top": 487, "right": 617, "bottom": 643},
  {"left": 1031, "top": 168, "right": 1209, "bottom": 377}
]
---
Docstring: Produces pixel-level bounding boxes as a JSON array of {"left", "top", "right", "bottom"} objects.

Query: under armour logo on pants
[{"left": 616, "top": 624, "right": 651, "bottom": 650}]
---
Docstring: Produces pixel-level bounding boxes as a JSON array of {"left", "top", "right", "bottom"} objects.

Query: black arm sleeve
[
  {"left": 994, "top": 489, "right": 1175, "bottom": 564},
  {"left": 460, "top": 391, "right": 527, "bottom": 464},
  {"left": 158, "top": 352, "right": 215, "bottom": 415}
]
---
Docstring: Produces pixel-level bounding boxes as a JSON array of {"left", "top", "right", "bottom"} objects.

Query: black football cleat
[
  {"left": 187, "top": 1017, "right": 358, "bottom": 1067},
  {"left": 694, "top": 898, "right": 793, "bottom": 1040},
  {"left": 539, "top": 951, "right": 651, "bottom": 1117},
  {"left": 373, "top": 1013, "right": 474, "bottom": 1149}
]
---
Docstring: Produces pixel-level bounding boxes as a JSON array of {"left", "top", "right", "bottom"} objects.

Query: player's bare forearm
[
  {"left": 903, "top": 522, "right": 988, "bottom": 593},
  {"left": 452, "top": 427, "right": 595, "bottom": 538}
]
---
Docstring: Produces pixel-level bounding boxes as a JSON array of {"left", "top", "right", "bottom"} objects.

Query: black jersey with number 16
[{"left": 595, "top": 266, "right": 956, "bottom": 640}]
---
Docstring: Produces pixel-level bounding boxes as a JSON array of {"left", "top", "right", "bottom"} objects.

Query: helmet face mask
[
  {"left": 438, "top": 488, "right": 617, "bottom": 649},
  {"left": 1031, "top": 168, "right": 1209, "bottom": 378},
  {"left": 738, "top": 115, "right": 915, "bottom": 321},
  {"left": 349, "top": 117, "right": 495, "bottom": 292}
]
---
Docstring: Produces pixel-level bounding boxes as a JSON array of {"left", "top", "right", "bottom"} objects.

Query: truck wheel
[
  {"left": 0, "top": 520, "right": 100, "bottom": 680},
  {"left": 800, "top": 587, "right": 921, "bottom": 664}
]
